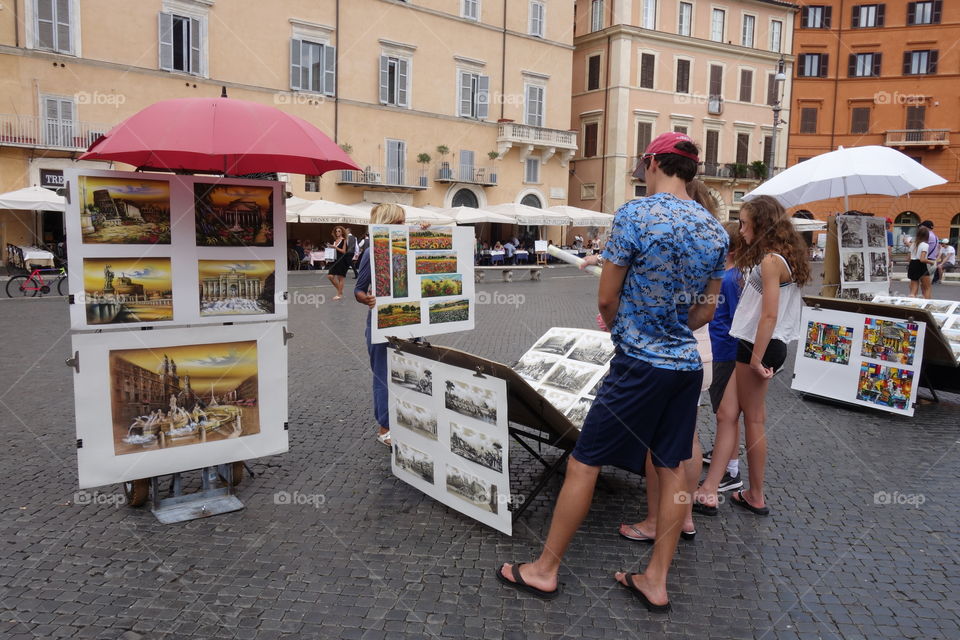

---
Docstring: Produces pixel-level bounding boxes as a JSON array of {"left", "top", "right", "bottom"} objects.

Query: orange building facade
[{"left": 788, "top": 0, "right": 960, "bottom": 249}]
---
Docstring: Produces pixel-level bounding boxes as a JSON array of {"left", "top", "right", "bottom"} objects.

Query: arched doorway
[
  {"left": 451, "top": 188, "right": 479, "bottom": 208},
  {"left": 520, "top": 193, "right": 543, "bottom": 208},
  {"left": 950, "top": 213, "right": 959, "bottom": 246},
  {"left": 894, "top": 211, "right": 919, "bottom": 251}
]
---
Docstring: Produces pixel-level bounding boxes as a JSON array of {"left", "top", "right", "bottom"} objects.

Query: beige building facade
[
  {"left": 0, "top": 0, "right": 577, "bottom": 251},
  {"left": 569, "top": 0, "right": 796, "bottom": 220}
]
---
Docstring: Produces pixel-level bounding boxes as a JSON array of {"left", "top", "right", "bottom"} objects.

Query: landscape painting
[
  {"left": 445, "top": 379, "right": 497, "bottom": 424},
  {"left": 445, "top": 464, "right": 498, "bottom": 514},
  {"left": 409, "top": 227, "right": 453, "bottom": 250},
  {"left": 78, "top": 175, "right": 171, "bottom": 244},
  {"left": 415, "top": 252, "right": 458, "bottom": 275},
  {"left": 420, "top": 274, "right": 463, "bottom": 298},
  {"left": 372, "top": 227, "right": 392, "bottom": 297},
  {"left": 394, "top": 442, "right": 435, "bottom": 484},
  {"left": 83, "top": 258, "right": 173, "bottom": 324},
  {"left": 109, "top": 340, "right": 260, "bottom": 456},
  {"left": 389, "top": 353, "right": 433, "bottom": 396},
  {"left": 395, "top": 398, "right": 438, "bottom": 440},
  {"left": 391, "top": 230, "right": 409, "bottom": 298},
  {"left": 195, "top": 183, "right": 274, "bottom": 247},
  {"left": 428, "top": 299, "right": 469, "bottom": 324},
  {"left": 198, "top": 260, "right": 275, "bottom": 317},
  {"left": 377, "top": 302, "right": 421, "bottom": 329},
  {"left": 450, "top": 422, "right": 504, "bottom": 473}
]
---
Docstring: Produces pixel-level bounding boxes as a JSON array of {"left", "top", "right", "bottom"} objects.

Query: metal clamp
[
  {"left": 473, "top": 366, "right": 486, "bottom": 379},
  {"left": 283, "top": 327, "right": 294, "bottom": 345},
  {"left": 65, "top": 351, "right": 79, "bottom": 373}
]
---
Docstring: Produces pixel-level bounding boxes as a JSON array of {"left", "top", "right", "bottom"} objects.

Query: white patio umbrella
[
  {"left": 0, "top": 185, "right": 66, "bottom": 211},
  {"left": 351, "top": 202, "right": 454, "bottom": 225},
  {"left": 284, "top": 195, "right": 312, "bottom": 222},
  {"left": 298, "top": 199, "right": 371, "bottom": 225},
  {"left": 743, "top": 145, "right": 946, "bottom": 210},
  {"left": 791, "top": 218, "right": 827, "bottom": 233},
  {"left": 485, "top": 203, "right": 569, "bottom": 226},
  {"left": 437, "top": 206, "right": 516, "bottom": 225},
  {"left": 547, "top": 205, "right": 614, "bottom": 227}
]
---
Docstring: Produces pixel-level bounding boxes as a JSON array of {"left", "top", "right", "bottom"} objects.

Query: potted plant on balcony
[
  {"left": 487, "top": 151, "right": 500, "bottom": 184},
  {"left": 417, "top": 153, "right": 431, "bottom": 187},
  {"left": 750, "top": 161, "right": 768, "bottom": 180},
  {"left": 339, "top": 143, "right": 352, "bottom": 155},
  {"left": 729, "top": 162, "right": 750, "bottom": 179},
  {"left": 436, "top": 145, "right": 452, "bottom": 180}
]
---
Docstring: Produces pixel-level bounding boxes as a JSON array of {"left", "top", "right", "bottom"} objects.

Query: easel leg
[{"left": 920, "top": 369, "right": 939, "bottom": 403}]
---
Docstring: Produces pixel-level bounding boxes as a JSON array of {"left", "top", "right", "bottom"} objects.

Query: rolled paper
[{"left": 547, "top": 245, "right": 602, "bottom": 277}]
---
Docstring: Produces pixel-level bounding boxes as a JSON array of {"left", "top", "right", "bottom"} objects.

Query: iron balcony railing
[
  {"left": 337, "top": 164, "right": 428, "bottom": 189},
  {"left": 884, "top": 129, "right": 950, "bottom": 146},
  {"left": 434, "top": 163, "right": 498, "bottom": 185},
  {"left": 0, "top": 113, "right": 112, "bottom": 151}
]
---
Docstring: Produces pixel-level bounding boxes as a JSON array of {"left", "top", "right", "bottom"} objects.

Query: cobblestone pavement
[{"left": 0, "top": 266, "right": 958, "bottom": 640}]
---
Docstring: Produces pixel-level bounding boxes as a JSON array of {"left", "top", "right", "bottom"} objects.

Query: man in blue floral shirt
[{"left": 498, "top": 133, "right": 727, "bottom": 612}]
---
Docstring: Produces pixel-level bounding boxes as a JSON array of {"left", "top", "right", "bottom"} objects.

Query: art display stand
[{"left": 821, "top": 214, "right": 891, "bottom": 300}]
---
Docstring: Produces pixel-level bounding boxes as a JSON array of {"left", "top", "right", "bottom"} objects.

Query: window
[
  {"left": 676, "top": 59, "right": 691, "bottom": 93},
  {"left": 906, "top": 105, "right": 926, "bottom": 130},
  {"left": 736, "top": 133, "right": 750, "bottom": 165},
  {"left": 674, "top": 125, "right": 688, "bottom": 135},
  {"left": 849, "top": 53, "right": 881, "bottom": 77},
  {"left": 379, "top": 55, "right": 410, "bottom": 107},
  {"left": 525, "top": 84, "right": 545, "bottom": 127},
  {"left": 641, "top": 0, "right": 656, "bottom": 29},
  {"left": 733, "top": 190, "right": 746, "bottom": 203},
  {"left": 739, "top": 69, "right": 753, "bottom": 103},
  {"left": 386, "top": 139, "right": 406, "bottom": 185},
  {"left": 907, "top": 1, "right": 941, "bottom": 25},
  {"left": 42, "top": 95, "right": 74, "bottom": 147},
  {"left": 639, "top": 53, "right": 655, "bottom": 89},
  {"left": 767, "top": 73, "right": 778, "bottom": 105},
  {"left": 678, "top": 3, "right": 692, "bottom": 36},
  {"left": 290, "top": 40, "right": 336, "bottom": 95},
  {"left": 583, "top": 122, "right": 599, "bottom": 157},
  {"left": 459, "top": 150, "right": 475, "bottom": 182},
  {"left": 462, "top": 0, "right": 479, "bottom": 21},
  {"left": 851, "top": 107, "right": 871, "bottom": 134},
  {"left": 852, "top": 4, "right": 885, "bottom": 27},
  {"left": 636, "top": 121, "right": 652, "bottom": 157},
  {"left": 452, "top": 188, "right": 479, "bottom": 208},
  {"left": 524, "top": 157, "right": 540, "bottom": 183},
  {"left": 591, "top": 0, "right": 603, "bottom": 32},
  {"left": 529, "top": 1, "right": 545, "bottom": 37},
  {"left": 770, "top": 20, "right": 782, "bottom": 52},
  {"left": 634, "top": 185, "right": 648, "bottom": 197},
  {"left": 305, "top": 175, "right": 320, "bottom": 192},
  {"left": 802, "top": 6, "right": 832, "bottom": 28},
  {"left": 458, "top": 71, "right": 490, "bottom": 119},
  {"left": 587, "top": 54, "right": 602, "bottom": 91},
  {"left": 711, "top": 9, "right": 725, "bottom": 42},
  {"left": 159, "top": 12, "right": 203, "bottom": 74},
  {"left": 709, "top": 64, "right": 723, "bottom": 100},
  {"left": 903, "top": 50, "right": 937, "bottom": 75},
  {"left": 800, "top": 107, "right": 818, "bottom": 134},
  {"left": 581, "top": 184, "right": 597, "bottom": 200},
  {"left": 742, "top": 15, "right": 756, "bottom": 47},
  {"left": 762, "top": 135, "right": 774, "bottom": 168},
  {"left": 704, "top": 130, "right": 720, "bottom": 171},
  {"left": 35, "top": 0, "right": 74, "bottom": 54},
  {"left": 799, "top": 53, "right": 829, "bottom": 77}
]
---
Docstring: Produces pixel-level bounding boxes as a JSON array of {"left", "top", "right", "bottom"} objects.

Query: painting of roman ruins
[{"left": 78, "top": 175, "right": 171, "bottom": 244}]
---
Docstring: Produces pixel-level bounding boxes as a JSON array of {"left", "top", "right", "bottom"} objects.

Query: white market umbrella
[
  {"left": 438, "top": 206, "right": 516, "bottom": 225},
  {"left": 791, "top": 218, "right": 827, "bottom": 233},
  {"left": 485, "top": 203, "right": 569, "bottom": 226},
  {"left": 352, "top": 202, "right": 454, "bottom": 225},
  {"left": 298, "top": 199, "right": 371, "bottom": 225},
  {"left": 547, "top": 205, "right": 614, "bottom": 227},
  {"left": 284, "top": 195, "right": 312, "bottom": 221},
  {"left": 743, "top": 145, "right": 946, "bottom": 210},
  {"left": 0, "top": 186, "right": 66, "bottom": 211}
]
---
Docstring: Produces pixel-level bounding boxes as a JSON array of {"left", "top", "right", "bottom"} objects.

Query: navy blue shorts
[{"left": 572, "top": 349, "right": 703, "bottom": 473}]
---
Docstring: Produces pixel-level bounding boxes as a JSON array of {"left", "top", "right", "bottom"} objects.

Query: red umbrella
[{"left": 80, "top": 96, "right": 360, "bottom": 175}]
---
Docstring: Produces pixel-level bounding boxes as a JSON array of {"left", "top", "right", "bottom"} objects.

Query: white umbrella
[
  {"left": 547, "top": 205, "right": 614, "bottom": 227},
  {"left": 437, "top": 206, "right": 516, "bottom": 225},
  {"left": 298, "top": 200, "right": 371, "bottom": 225},
  {"left": 284, "top": 196, "right": 313, "bottom": 222},
  {"left": 0, "top": 186, "right": 66, "bottom": 211},
  {"left": 485, "top": 203, "right": 569, "bottom": 226},
  {"left": 352, "top": 202, "right": 454, "bottom": 225},
  {"left": 791, "top": 218, "right": 827, "bottom": 233},
  {"left": 743, "top": 145, "right": 946, "bottom": 210}
]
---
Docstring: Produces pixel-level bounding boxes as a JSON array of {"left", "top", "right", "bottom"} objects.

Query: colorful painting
[
  {"left": 83, "top": 258, "right": 173, "bottom": 324},
  {"left": 195, "top": 183, "right": 274, "bottom": 247},
  {"left": 862, "top": 318, "right": 919, "bottom": 366},
  {"left": 377, "top": 302, "right": 421, "bottom": 329},
  {"left": 420, "top": 274, "right": 463, "bottom": 298},
  {"left": 78, "top": 176, "right": 171, "bottom": 244},
  {"left": 409, "top": 227, "right": 453, "bottom": 250},
  {"left": 803, "top": 321, "right": 854, "bottom": 365},
  {"left": 856, "top": 362, "right": 913, "bottom": 410},
  {"left": 198, "top": 260, "right": 275, "bottom": 317},
  {"left": 372, "top": 227, "right": 391, "bottom": 297},
  {"left": 415, "top": 252, "right": 458, "bottom": 275},
  {"left": 391, "top": 230, "right": 408, "bottom": 298},
  {"left": 109, "top": 341, "right": 260, "bottom": 455},
  {"left": 428, "top": 299, "right": 469, "bottom": 324}
]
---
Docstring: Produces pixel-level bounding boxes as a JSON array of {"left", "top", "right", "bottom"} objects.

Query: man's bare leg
[{"left": 621, "top": 449, "right": 697, "bottom": 539}]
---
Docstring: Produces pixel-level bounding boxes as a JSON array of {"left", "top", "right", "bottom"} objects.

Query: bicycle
[{"left": 6, "top": 266, "right": 68, "bottom": 298}]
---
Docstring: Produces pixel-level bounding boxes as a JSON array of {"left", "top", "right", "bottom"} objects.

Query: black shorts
[
  {"left": 907, "top": 259, "right": 929, "bottom": 281},
  {"left": 708, "top": 360, "right": 736, "bottom": 413},
  {"left": 736, "top": 339, "right": 787, "bottom": 371}
]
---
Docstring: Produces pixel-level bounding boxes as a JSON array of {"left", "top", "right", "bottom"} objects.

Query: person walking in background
[
  {"left": 907, "top": 225, "right": 935, "bottom": 299},
  {"left": 935, "top": 239, "right": 956, "bottom": 283},
  {"left": 727, "top": 195, "right": 809, "bottom": 516},
  {"left": 327, "top": 226, "right": 352, "bottom": 300},
  {"left": 345, "top": 227, "right": 359, "bottom": 278},
  {"left": 354, "top": 204, "right": 406, "bottom": 447}
]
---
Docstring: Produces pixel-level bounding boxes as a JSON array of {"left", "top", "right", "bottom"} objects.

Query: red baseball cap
[{"left": 642, "top": 132, "right": 700, "bottom": 162}]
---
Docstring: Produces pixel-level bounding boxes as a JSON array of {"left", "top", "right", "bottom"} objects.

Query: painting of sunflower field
[
  {"left": 391, "top": 230, "right": 409, "bottom": 298},
  {"left": 372, "top": 227, "right": 391, "bottom": 297}
]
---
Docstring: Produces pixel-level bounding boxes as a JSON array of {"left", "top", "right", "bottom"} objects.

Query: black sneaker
[
  {"left": 717, "top": 471, "right": 743, "bottom": 492},
  {"left": 702, "top": 449, "right": 713, "bottom": 465}
]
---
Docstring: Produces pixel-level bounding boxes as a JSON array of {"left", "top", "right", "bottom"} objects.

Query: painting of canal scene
[
  {"left": 195, "top": 183, "right": 274, "bottom": 247},
  {"left": 110, "top": 341, "right": 260, "bottom": 455},
  {"left": 78, "top": 175, "right": 171, "bottom": 244},
  {"left": 198, "top": 260, "right": 275, "bottom": 317},
  {"left": 83, "top": 258, "right": 173, "bottom": 324}
]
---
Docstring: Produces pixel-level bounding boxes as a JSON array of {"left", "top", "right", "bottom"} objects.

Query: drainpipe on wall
[
  {"left": 600, "top": 33, "right": 611, "bottom": 213},
  {"left": 334, "top": 0, "right": 340, "bottom": 143},
  {"left": 830, "top": 0, "right": 845, "bottom": 152},
  {"left": 500, "top": 0, "right": 507, "bottom": 121}
]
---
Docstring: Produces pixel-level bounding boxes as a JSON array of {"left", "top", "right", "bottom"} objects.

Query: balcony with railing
[
  {"left": 0, "top": 114, "right": 113, "bottom": 151},
  {"left": 884, "top": 129, "right": 950, "bottom": 149},
  {"left": 497, "top": 121, "right": 578, "bottom": 166},
  {"left": 337, "top": 164, "right": 428, "bottom": 190},
  {"left": 434, "top": 163, "right": 497, "bottom": 186}
]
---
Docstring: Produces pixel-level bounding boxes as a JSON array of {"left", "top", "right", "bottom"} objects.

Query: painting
[
  {"left": 842, "top": 252, "right": 865, "bottom": 282},
  {"left": 856, "top": 362, "right": 913, "bottom": 411},
  {"left": 514, "top": 352, "right": 560, "bottom": 383},
  {"left": 78, "top": 175, "right": 171, "bottom": 244},
  {"left": 394, "top": 442, "right": 435, "bottom": 484},
  {"left": 377, "top": 302, "right": 421, "bottom": 329},
  {"left": 568, "top": 334, "right": 616, "bottom": 365},
  {"left": 445, "top": 379, "right": 498, "bottom": 424},
  {"left": 391, "top": 230, "right": 408, "bottom": 298},
  {"left": 868, "top": 252, "right": 888, "bottom": 282},
  {"left": 198, "top": 260, "right": 275, "bottom": 317},
  {"left": 838, "top": 217, "right": 864, "bottom": 248},
  {"left": 862, "top": 318, "right": 918, "bottom": 366},
  {"left": 195, "top": 182, "right": 274, "bottom": 247},
  {"left": 543, "top": 359, "right": 600, "bottom": 395},
  {"left": 803, "top": 321, "right": 854, "bottom": 365},
  {"left": 445, "top": 464, "right": 498, "bottom": 514},
  {"left": 923, "top": 300, "right": 957, "bottom": 315},
  {"left": 420, "top": 274, "right": 463, "bottom": 298},
  {"left": 109, "top": 341, "right": 260, "bottom": 456},
  {"left": 415, "top": 252, "right": 458, "bottom": 275},
  {"left": 450, "top": 422, "right": 504, "bottom": 473},
  {"left": 409, "top": 227, "right": 453, "bottom": 250},
  {"left": 565, "top": 397, "right": 593, "bottom": 430},
  {"left": 428, "top": 299, "right": 469, "bottom": 324},
  {"left": 82, "top": 258, "right": 173, "bottom": 324},
  {"left": 389, "top": 353, "right": 433, "bottom": 396},
  {"left": 372, "top": 227, "right": 391, "bottom": 297},
  {"left": 535, "top": 386, "right": 577, "bottom": 413},
  {"left": 395, "top": 398, "right": 438, "bottom": 440},
  {"left": 866, "top": 217, "right": 887, "bottom": 249}
]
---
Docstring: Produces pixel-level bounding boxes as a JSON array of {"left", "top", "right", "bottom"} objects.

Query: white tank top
[{"left": 729, "top": 253, "right": 803, "bottom": 344}]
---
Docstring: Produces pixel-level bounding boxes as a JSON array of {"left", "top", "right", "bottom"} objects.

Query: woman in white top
[
  {"left": 907, "top": 226, "right": 934, "bottom": 299},
  {"left": 727, "top": 196, "right": 809, "bottom": 516}
]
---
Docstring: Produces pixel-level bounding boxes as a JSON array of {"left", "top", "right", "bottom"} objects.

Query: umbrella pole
[{"left": 842, "top": 177, "right": 849, "bottom": 212}]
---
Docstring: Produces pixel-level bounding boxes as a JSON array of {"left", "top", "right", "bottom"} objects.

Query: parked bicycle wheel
[
  {"left": 6, "top": 275, "right": 39, "bottom": 298},
  {"left": 57, "top": 276, "right": 68, "bottom": 296}
]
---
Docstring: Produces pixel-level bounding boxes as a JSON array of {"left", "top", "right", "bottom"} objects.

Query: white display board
[
  {"left": 71, "top": 322, "right": 289, "bottom": 489},
  {"left": 872, "top": 294, "right": 960, "bottom": 362},
  {"left": 64, "top": 169, "right": 288, "bottom": 330},
  {"left": 836, "top": 215, "right": 889, "bottom": 299},
  {"left": 369, "top": 224, "right": 475, "bottom": 343},
  {"left": 792, "top": 307, "right": 926, "bottom": 416},
  {"left": 388, "top": 351, "right": 511, "bottom": 535}
]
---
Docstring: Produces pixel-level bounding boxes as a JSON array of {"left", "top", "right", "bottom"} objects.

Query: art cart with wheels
[{"left": 122, "top": 461, "right": 250, "bottom": 524}]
